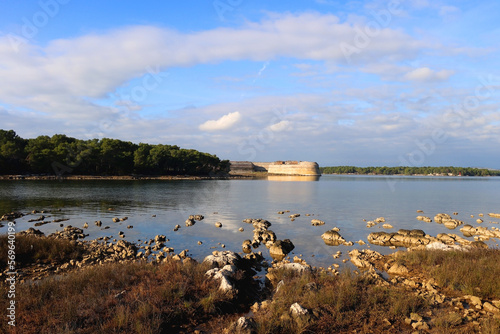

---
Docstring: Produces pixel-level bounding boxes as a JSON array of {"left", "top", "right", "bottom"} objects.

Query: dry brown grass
[
  {"left": 0, "top": 259, "right": 234, "bottom": 334},
  {"left": 254, "top": 269, "right": 428, "bottom": 333},
  {"left": 1, "top": 238, "right": 499, "bottom": 333},
  {"left": 0, "top": 234, "right": 85, "bottom": 269},
  {"left": 397, "top": 248, "right": 500, "bottom": 299}
]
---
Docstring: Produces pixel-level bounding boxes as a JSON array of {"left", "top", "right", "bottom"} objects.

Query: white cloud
[
  {"left": 199, "top": 111, "right": 241, "bottom": 131},
  {"left": 269, "top": 120, "right": 291, "bottom": 132},
  {"left": 404, "top": 67, "right": 454, "bottom": 82},
  {"left": 0, "top": 10, "right": 498, "bottom": 167}
]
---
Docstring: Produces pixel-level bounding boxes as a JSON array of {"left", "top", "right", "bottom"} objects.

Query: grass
[
  {"left": 0, "top": 259, "right": 234, "bottom": 334},
  {"left": 1, "top": 235, "right": 499, "bottom": 333},
  {"left": 396, "top": 248, "right": 500, "bottom": 299},
  {"left": 0, "top": 234, "right": 85, "bottom": 269},
  {"left": 253, "top": 268, "right": 428, "bottom": 333}
]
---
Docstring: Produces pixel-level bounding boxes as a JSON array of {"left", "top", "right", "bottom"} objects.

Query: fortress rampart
[{"left": 230, "top": 161, "right": 321, "bottom": 176}]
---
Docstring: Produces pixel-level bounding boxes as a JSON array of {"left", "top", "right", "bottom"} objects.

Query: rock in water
[
  {"left": 269, "top": 239, "right": 295, "bottom": 260},
  {"left": 321, "top": 229, "right": 346, "bottom": 246},
  {"left": 311, "top": 219, "right": 325, "bottom": 226}
]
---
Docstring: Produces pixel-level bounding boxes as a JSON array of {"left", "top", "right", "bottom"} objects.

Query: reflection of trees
[{"left": 0, "top": 180, "right": 231, "bottom": 217}]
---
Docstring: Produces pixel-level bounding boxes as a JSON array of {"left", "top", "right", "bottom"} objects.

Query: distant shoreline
[
  {"left": 1, "top": 172, "right": 498, "bottom": 180},
  {"left": 0, "top": 174, "right": 254, "bottom": 181}
]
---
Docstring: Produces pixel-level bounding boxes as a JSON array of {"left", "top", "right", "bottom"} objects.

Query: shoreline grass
[
  {"left": 1, "top": 235, "right": 499, "bottom": 333},
  {"left": 397, "top": 248, "right": 500, "bottom": 300}
]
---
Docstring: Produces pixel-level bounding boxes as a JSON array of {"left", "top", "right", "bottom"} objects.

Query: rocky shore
[{"left": 1, "top": 209, "right": 500, "bottom": 333}]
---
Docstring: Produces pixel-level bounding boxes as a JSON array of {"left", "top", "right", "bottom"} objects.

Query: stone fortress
[{"left": 229, "top": 161, "right": 321, "bottom": 176}]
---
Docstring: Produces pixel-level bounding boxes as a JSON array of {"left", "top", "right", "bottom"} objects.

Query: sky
[{"left": 0, "top": 0, "right": 499, "bottom": 168}]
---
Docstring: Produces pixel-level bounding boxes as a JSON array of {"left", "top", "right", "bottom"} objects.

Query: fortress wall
[
  {"left": 229, "top": 161, "right": 254, "bottom": 174},
  {"left": 252, "top": 162, "right": 272, "bottom": 172},
  {"left": 267, "top": 162, "right": 321, "bottom": 176},
  {"left": 229, "top": 161, "right": 321, "bottom": 176}
]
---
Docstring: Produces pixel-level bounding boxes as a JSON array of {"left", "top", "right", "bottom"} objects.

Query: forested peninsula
[
  {"left": 0, "top": 130, "right": 229, "bottom": 176},
  {"left": 320, "top": 166, "right": 500, "bottom": 177}
]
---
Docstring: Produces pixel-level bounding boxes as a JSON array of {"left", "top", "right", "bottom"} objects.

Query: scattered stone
[
  {"left": 465, "top": 295, "right": 482, "bottom": 309},
  {"left": 203, "top": 250, "right": 242, "bottom": 268},
  {"left": 226, "top": 316, "right": 256, "bottom": 334},
  {"left": 242, "top": 240, "right": 252, "bottom": 253},
  {"left": 417, "top": 216, "right": 432, "bottom": 223},
  {"left": 155, "top": 235, "right": 166, "bottom": 243},
  {"left": 215, "top": 222, "right": 222, "bottom": 228},
  {"left": 426, "top": 241, "right": 469, "bottom": 251},
  {"left": 127, "top": 225, "right": 133, "bottom": 229},
  {"left": 483, "top": 302, "right": 500, "bottom": 314},
  {"left": 83, "top": 222, "right": 89, "bottom": 229},
  {"left": 185, "top": 218, "right": 195, "bottom": 227},
  {"left": 311, "top": 219, "right": 325, "bottom": 226},
  {"left": 269, "top": 239, "right": 295, "bottom": 260},
  {"left": 18, "top": 227, "right": 44, "bottom": 237},
  {"left": 461, "top": 224, "right": 500, "bottom": 239},
  {"left": 382, "top": 223, "right": 393, "bottom": 229},
  {"left": 95, "top": 220, "right": 102, "bottom": 226},
  {"left": 197, "top": 241, "right": 203, "bottom": 245},
  {"left": 368, "top": 229, "right": 429, "bottom": 247},
  {"left": 49, "top": 226, "right": 86, "bottom": 240},
  {"left": 112, "top": 217, "right": 120, "bottom": 223},
  {"left": 348, "top": 249, "right": 383, "bottom": 273},
  {"left": 435, "top": 213, "right": 466, "bottom": 229},
  {"left": 290, "top": 302, "right": 309, "bottom": 317},
  {"left": 321, "top": 229, "right": 346, "bottom": 246},
  {"left": 251, "top": 300, "right": 270, "bottom": 313},
  {"left": 174, "top": 224, "right": 181, "bottom": 231},
  {"left": 1, "top": 212, "right": 24, "bottom": 221},
  {"left": 387, "top": 263, "right": 409, "bottom": 275},
  {"left": 239, "top": 227, "right": 244, "bottom": 232},
  {"left": 366, "top": 217, "right": 386, "bottom": 228},
  {"left": 366, "top": 221, "right": 376, "bottom": 228},
  {"left": 289, "top": 213, "right": 300, "bottom": 219},
  {"left": 52, "top": 218, "right": 69, "bottom": 223},
  {"left": 206, "top": 264, "right": 239, "bottom": 292}
]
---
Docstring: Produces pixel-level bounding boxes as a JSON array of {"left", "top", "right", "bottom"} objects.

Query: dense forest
[
  {"left": 320, "top": 166, "right": 500, "bottom": 176},
  {"left": 0, "top": 130, "right": 229, "bottom": 176}
]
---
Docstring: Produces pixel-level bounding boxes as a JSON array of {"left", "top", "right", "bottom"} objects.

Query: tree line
[
  {"left": 320, "top": 166, "right": 500, "bottom": 176},
  {"left": 0, "top": 130, "right": 229, "bottom": 176}
]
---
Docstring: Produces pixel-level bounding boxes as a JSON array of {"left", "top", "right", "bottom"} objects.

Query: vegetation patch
[
  {"left": 0, "top": 260, "right": 234, "bottom": 334},
  {"left": 0, "top": 234, "right": 85, "bottom": 269},
  {"left": 396, "top": 248, "right": 500, "bottom": 299},
  {"left": 320, "top": 165, "right": 500, "bottom": 176},
  {"left": 0, "top": 129, "right": 229, "bottom": 176}
]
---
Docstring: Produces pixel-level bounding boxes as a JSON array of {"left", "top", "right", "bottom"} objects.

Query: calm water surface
[{"left": 1, "top": 175, "right": 499, "bottom": 268}]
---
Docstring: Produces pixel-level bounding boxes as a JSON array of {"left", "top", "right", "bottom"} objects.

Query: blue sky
[{"left": 0, "top": 0, "right": 499, "bottom": 168}]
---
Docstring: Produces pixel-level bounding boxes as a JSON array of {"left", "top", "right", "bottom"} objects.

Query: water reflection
[
  {"left": 267, "top": 175, "right": 320, "bottom": 182},
  {"left": 1, "top": 176, "right": 499, "bottom": 269}
]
